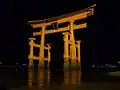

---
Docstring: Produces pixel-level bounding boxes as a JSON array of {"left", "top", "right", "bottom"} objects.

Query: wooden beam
[
  {"left": 31, "top": 11, "right": 90, "bottom": 28},
  {"left": 29, "top": 42, "right": 48, "bottom": 49},
  {"left": 33, "top": 44, "right": 40, "bottom": 47},
  {"left": 33, "top": 44, "right": 48, "bottom": 49},
  {"left": 44, "top": 58, "right": 48, "bottom": 60},
  {"left": 28, "top": 4, "right": 96, "bottom": 28},
  {"left": 33, "top": 23, "right": 87, "bottom": 36},
  {"left": 33, "top": 56, "right": 40, "bottom": 60},
  {"left": 33, "top": 56, "right": 48, "bottom": 60}
]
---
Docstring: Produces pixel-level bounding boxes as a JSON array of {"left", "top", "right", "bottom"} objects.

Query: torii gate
[{"left": 28, "top": 4, "right": 96, "bottom": 69}]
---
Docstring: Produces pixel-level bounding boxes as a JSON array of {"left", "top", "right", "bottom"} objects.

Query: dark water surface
[{"left": 0, "top": 67, "right": 120, "bottom": 90}]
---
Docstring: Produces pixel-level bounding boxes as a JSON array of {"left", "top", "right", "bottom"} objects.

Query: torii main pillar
[
  {"left": 69, "top": 21, "right": 77, "bottom": 69},
  {"left": 39, "top": 26, "right": 45, "bottom": 68}
]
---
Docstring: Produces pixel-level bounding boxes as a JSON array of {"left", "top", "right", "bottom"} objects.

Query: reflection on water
[
  {"left": 64, "top": 70, "right": 81, "bottom": 84},
  {"left": 28, "top": 69, "right": 50, "bottom": 89},
  {"left": 0, "top": 67, "right": 120, "bottom": 90},
  {"left": 37, "top": 69, "right": 50, "bottom": 88},
  {"left": 28, "top": 68, "right": 81, "bottom": 89},
  {"left": 28, "top": 68, "right": 33, "bottom": 88}
]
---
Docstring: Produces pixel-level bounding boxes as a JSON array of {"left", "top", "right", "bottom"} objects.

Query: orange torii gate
[{"left": 28, "top": 4, "right": 96, "bottom": 69}]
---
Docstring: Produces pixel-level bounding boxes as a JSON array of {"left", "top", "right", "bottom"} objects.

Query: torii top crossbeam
[
  {"left": 27, "top": 4, "right": 96, "bottom": 35},
  {"left": 28, "top": 4, "right": 96, "bottom": 24}
]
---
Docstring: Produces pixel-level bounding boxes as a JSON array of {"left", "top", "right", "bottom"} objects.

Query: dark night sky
[{"left": 0, "top": 0, "right": 119, "bottom": 65}]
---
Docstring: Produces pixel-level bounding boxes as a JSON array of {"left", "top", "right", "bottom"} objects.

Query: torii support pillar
[
  {"left": 38, "top": 26, "right": 45, "bottom": 68},
  {"left": 63, "top": 32, "right": 69, "bottom": 69},
  {"left": 76, "top": 40, "right": 81, "bottom": 69},
  {"left": 28, "top": 38, "right": 36, "bottom": 68},
  {"left": 47, "top": 44, "right": 51, "bottom": 68}
]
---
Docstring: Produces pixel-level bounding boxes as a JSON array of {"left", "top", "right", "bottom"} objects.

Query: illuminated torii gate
[{"left": 28, "top": 4, "right": 96, "bottom": 69}]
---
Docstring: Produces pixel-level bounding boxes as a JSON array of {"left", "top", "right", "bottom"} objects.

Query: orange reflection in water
[
  {"left": 64, "top": 70, "right": 81, "bottom": 84},
  {"left": 28, "top": 68, "right": 50, "bottom": 89},
  {"left": 37, "top": 69, "right": 44, "bottom": 88},
  {"left": 28, "top": 68, "right": 81, "bottom": 89},
  {"left": 28, "top": 68, "right": 34, "bottom": 89}
]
